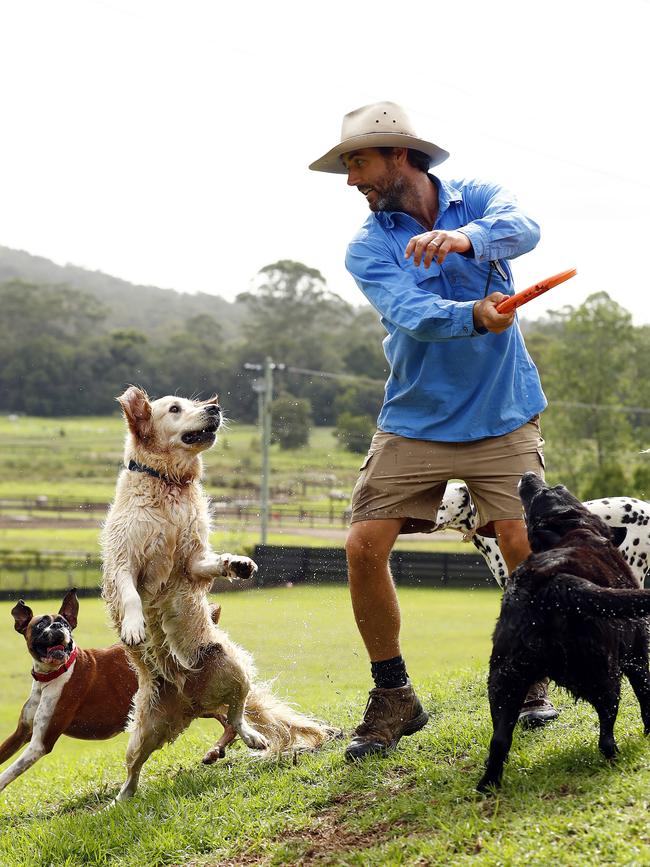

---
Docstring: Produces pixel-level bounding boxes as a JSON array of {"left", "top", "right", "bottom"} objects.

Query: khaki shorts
[{"left": 350, "top": 418, "right": 545, "bottom": 534}]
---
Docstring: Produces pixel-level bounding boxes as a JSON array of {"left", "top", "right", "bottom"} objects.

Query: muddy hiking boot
[
  {"left": 518, "top": 677, "right": 560, "bottom": 728},
  {"left": 345, "top": 681, "right": 429, "bottom": 761}
]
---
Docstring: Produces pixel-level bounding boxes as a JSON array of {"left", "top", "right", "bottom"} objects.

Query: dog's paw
[
  {"left": 121, "top": 616, "right": 146, "bottom": 646},
  {"left": 202, "top": 745, "right": 226, "bottom": 764},
  {"left": 476, "top": 775, "right": 500, "bottom": 794},
  {"left": 239, "top": 725, "right": 269, "bottom": 751},
  {"left": 220, "top": 554, "right": 258, "bottom": 581}
]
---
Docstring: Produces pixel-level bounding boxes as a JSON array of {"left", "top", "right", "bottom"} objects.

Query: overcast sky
[{"left": 2, "top": 0, "right": 649, "bottom": 323}]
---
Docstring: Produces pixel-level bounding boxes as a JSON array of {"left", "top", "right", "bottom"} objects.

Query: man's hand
[
  {"left": 473, "top": 293, "right": 516, "bottom": 334},
  {"left": 405, "top": 229, "right": 471, "bottom": 268}
]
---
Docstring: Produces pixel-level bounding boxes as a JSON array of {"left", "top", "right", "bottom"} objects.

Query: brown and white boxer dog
[{"left": 0, "top": 590, "right": 235, "bottom": 793}]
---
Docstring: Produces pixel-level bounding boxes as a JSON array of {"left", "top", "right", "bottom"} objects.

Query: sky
[{"left": 1, "top": 0, "right": 649, "bottom": 323}]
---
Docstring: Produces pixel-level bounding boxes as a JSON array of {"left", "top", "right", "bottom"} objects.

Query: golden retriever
[{"left": 102, "top": 386, "right": 332, "bottom": 801}]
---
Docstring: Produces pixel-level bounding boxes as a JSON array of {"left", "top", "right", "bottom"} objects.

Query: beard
[
  {"left": 361, "top": 158, "right": 413, "bottom": 213},
  {"left": 368, "top": 172, "right": 408, "bottom": 212}
]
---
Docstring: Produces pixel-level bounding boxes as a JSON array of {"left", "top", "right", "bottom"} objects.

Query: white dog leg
[
  {"left": 114, "top": 569, "right": 146, "bottom": 645},
  {"left": 0, "top": 680, "right": 65, "bottom": 792},
  {"left": 227, "top": 695, "right": 268, "bottom": 751},
  {"left": 0, "top": 740, "right": 49, "bottom": 792},
  {"left": 192, "top": 553, "right": 258, "bottom": 582}
]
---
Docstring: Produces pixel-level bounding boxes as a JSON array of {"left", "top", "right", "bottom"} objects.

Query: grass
[
  {"left": 0, "top": 525, "right": 470, "bottom": 556},
  {"left": 0, "top": 416, "right": 362, "bottom": 500},
  {"left": 0, "top": 414, "right": 471, "bottom": 589},
  {"left": 3, "top": 587, "right": 650, "bottom": 865}
]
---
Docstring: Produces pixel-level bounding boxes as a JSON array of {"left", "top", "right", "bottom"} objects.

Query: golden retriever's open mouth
[{"left": 181, "top": 420, "right": 219, "bottom": 445}]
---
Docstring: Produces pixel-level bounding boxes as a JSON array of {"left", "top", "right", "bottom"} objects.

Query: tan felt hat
[{"left": 309, "top": 101, "right": 449, "bottom": 174}]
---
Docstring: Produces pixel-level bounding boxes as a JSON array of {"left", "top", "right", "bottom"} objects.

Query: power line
[
  {"left": 246, "top": 362, "right": 650, "bottom": 415},
  {"left": 285, "top": 365, "right": 384, "bottom": 385},
  {"left": 554, "top": 401, "right": 650, "bottom": 415}
]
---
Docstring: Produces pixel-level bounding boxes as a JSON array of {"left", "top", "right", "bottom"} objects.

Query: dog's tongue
[{"left": 42, "top": 644, "right": 66, "bottom": 662}]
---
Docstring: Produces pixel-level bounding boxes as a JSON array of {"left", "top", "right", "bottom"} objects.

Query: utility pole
[
  {"left": 260, "top": 356, "right": 273, "bottom": 545},
  {"left": 244, "top": 358, "right": 284, "bottom": 546}
]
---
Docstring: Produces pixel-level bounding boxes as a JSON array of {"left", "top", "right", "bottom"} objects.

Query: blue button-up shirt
[{"left": 345, "top": 175, "right": 547, "bottom": 442}]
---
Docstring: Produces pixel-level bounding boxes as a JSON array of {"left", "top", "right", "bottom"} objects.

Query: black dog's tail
[{"left": 545, "top": 575, "right": 650, "bottom": 618}]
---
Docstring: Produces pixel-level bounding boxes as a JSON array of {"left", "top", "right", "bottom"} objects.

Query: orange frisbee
[{"left": 496, "top": 267, "right": 577, "bottom": 314}]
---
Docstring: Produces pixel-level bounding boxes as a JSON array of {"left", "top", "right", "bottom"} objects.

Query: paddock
[{"left": 3, "top": 587, "right": 650, "bottom": 865}]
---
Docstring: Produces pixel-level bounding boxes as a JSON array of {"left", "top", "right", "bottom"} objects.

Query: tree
[
  {"left": 0, "top": 280, "right": 107, "bottom": 343},
  {"left": 270, "top": 394, "right": 312, "bottom": 449},
  {"left": 335, "top": 412, "right": 375, "bottom": 454},
  {"left": 236, "top": 260, "right": 354, "bottom": 372},
  {"left": 339, "top": 307, "right": 389, "bottom": 380},
  {"left": 541, "top": 293, "right": 636, "bottom": 489},
  {"left": 582, "top": 462, "right": 629, "bottom": 501},
  {"left": 333, "top": 381, "right": 384, "bottom": 422},
  {"left": 632, "top": 463, "right": 650, "bottom": 500},
  {"left": 626, "top": 324, "right": 650, "bottom": 444}
]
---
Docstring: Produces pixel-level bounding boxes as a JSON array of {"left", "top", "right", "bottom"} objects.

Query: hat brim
[{"left": 309, "top": 133, "right": 449, "bottom": 174}]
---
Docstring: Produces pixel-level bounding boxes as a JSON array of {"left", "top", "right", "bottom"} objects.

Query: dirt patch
[{"left": 194, "top": 793, "right": 409, "bottom": 867}]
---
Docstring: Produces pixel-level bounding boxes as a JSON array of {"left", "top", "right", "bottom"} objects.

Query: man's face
[{"left": 342, "top": 147, "right": 406, "bottom": 213}]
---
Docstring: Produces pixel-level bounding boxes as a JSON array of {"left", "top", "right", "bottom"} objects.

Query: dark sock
[{"left": 371, "top": 656, "right": 408, "bottom": 690}]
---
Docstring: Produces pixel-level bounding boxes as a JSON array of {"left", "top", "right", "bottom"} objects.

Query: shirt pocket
[{"left": 442, "top": 257, "right": 502, "bottom": 301}]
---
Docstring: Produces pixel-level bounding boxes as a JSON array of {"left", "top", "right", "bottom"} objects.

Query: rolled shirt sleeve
[{"left": 456, "top": 180, "right": 541, "bottom": 262}]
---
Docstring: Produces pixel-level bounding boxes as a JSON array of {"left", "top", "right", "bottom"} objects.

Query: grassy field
[
  {"left": 0, "top": 414, "right": 469, "bottom": 593},
  {"left": 0, "top": 414, "right": 363, "bottom": 501},
  {"left": 3, "top": 587, "right": 650, "bottom": 866}
]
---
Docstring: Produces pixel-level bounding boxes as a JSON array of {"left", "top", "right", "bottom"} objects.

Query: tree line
[
  {"left": 0, "top": 260, "right": 387, "bottom": 424},
  {"left": 2, "top": 259, "right": 650, "bottom": 500}
]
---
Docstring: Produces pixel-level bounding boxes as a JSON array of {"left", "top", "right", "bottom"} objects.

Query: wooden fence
[
  {"left": 0, "top": 546, "right": 497, "bottom": 599},
  {"left": 0, "top": 497, "right": 351, "bottom": 526}
]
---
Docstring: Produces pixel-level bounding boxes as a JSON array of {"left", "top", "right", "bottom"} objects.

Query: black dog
[{"left": 477, "top": 471, "right": 650, "bottom": 791}]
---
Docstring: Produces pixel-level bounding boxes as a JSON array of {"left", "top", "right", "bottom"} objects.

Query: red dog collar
[{"left": 32, "top": 646, "right": 78, "bottom": 683}]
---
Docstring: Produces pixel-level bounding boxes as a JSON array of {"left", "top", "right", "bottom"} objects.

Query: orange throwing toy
[{"left": 496, "top": 267, "right": 577, "bottom": 314}]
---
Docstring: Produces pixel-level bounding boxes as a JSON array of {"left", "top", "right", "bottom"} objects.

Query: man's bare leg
[
  {"left": 493, "top": 517, "right": 559, "bottom": 727},
  {"left": 344, "top": 518, "right": 429, "bottom": 760},
  {"left": 345, "top": 518, "right": 404, "bottom": 661},
  {"left": 493, "top": 518, "right": 531, "bottom": 575}
]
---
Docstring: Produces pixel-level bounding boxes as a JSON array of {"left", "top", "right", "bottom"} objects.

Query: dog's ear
[
  {"left": 59, "top": 589, "right": 79, "bottom": 630},
  {"left": 11, "top": 600, "right": 33, "bottom": 634},
  {"left": 117, "top": 386, "right": 153, "bottom": 441},
  {"left": 529, "top": 527, "right": 561, "bottom": 552}
]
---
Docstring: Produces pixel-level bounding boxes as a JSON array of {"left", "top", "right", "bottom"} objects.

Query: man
[{"left": 309, "top": 101, "right": 555, "bottom": 761}]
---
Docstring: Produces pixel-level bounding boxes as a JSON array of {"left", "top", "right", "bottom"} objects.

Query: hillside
[{"left": 0, "top": 245, "right": 247, "bottom": 335}]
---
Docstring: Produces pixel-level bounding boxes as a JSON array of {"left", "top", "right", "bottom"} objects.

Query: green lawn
[
  {"left": 0, "top": 415, "right": 470, "bottom": 586},
  {"left": 3, "top": 587, "right": 650, "bottom": 865},
  {"left": 0, "top": 416, "right": 362, "bottom": 500}
]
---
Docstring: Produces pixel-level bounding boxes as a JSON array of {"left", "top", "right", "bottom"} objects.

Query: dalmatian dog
[{"left": 434, "top": 482, "right": 650, "bottom": 588}]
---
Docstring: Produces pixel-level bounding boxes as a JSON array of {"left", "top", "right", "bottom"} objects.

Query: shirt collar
[{"left": 373, "top": 174, "right": 463, "bottom": 229}]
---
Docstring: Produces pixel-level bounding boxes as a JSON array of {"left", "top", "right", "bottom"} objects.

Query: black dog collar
[
  {"left": 127, "top": 459, "right": 167, "bottom": 481},
  {"left": 126, "top": 459, "right": 192, "bottom": 487}
]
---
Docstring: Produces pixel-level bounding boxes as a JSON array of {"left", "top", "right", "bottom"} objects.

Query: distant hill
[{"left": 0, "top": 245, "right": 247, "bottom": 335}]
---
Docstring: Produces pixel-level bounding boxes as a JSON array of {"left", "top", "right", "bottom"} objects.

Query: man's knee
[
  {"left": 345, "top": 520, "right": 401, "bottom": 569},
  {"left": 345, "top": 530, "right": 390, "bottom": 568}
]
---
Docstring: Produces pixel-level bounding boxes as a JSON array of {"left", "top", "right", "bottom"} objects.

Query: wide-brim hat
[{"left": 309, "top": 101, "right": 449, "bottom": 174}]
